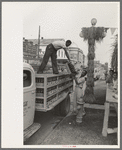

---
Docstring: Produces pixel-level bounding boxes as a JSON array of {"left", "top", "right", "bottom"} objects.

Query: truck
[{"left": 23, "top": 62, "right": 73, "bottom": 142}]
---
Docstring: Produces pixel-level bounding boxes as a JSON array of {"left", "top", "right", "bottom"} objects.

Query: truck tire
[
  {"left": 54, "top": 103, "right": 60, "bottom": 115},
  {"left": 60, "top": 94, "right": 70, "bottom": 116}
]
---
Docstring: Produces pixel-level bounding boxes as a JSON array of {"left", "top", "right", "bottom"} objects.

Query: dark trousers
[{"left": 38, "top": 44, "right": 59, "bottom": 73}]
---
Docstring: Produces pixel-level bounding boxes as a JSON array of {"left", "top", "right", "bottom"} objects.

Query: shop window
[{"left": 23, "top": 70, "right": 32, "bottom": 87}]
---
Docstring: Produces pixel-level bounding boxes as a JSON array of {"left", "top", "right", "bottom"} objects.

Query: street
[
  {"left": 24, "top": 80, "right": 107, "bottom": 145},
  {"left": 41, "top": 80, "right": 117, "bottom": 146},
  {"left": 24, "top": 109, "right": 65, "bottom": 145}
]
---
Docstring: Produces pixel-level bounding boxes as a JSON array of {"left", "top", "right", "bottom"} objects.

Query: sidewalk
[{"left": 41, "top": 81, "right": 117, "bottom": 145}]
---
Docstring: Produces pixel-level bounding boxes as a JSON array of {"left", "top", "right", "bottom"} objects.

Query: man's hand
[{"left": 66, "top": 59, "right": 71, "bottom": 63}]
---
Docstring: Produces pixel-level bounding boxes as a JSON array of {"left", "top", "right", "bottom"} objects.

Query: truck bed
[{"left": 35, "top": 73, "right": 73, "bottom": 112}]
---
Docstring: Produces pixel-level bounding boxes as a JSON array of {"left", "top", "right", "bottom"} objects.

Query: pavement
[{"left": 41, "top": 80, "right": 118, "bottom": 146}]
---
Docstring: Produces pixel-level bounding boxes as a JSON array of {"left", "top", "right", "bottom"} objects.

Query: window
[
  {"left": 23, "top": 70, "right": 32, "bottom": 87},
  {"left": 61, "top": 51, "right": 63, "bottom": 57},
  {"left": 58, "top": 50, "right": 60, "bottom": 57}
]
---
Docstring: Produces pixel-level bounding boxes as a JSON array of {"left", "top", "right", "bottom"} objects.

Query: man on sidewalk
[{"left": 37, "top": 40, "right": 72, "bottom": 74}]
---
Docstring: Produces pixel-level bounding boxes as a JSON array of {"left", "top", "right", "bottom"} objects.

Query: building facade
[
  {"left": 94, "top": 60, "right": 108, "bottom": 79},
  {"left": 23, "top": 38, "right": 38, "bottom": 63},
  {"left": 68, "top": 42, "right": 84, "bottom": 66},
  {"left": 25, "top": 38, "right": 87, "bottom": 66}
]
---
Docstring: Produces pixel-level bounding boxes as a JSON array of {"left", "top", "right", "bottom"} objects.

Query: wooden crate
[{"left": 35, "top": 73, "right": 73, "bottom": 111}]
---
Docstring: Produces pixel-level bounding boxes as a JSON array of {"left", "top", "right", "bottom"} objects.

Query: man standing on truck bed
[{"left": 37, "top": 40, "right": 72, "bottom": 74}]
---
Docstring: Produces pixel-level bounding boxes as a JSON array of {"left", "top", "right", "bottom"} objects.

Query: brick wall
[{"left": 23, "top": 38, "right": 38, "bottom": 58}]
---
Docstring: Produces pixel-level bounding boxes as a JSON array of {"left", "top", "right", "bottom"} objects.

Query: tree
[
  {"left": 111, "top": 34, "right": 118, "bottom": 72},
  {"left": 79, "top": 18, "right": 107, "bottom": 103}
]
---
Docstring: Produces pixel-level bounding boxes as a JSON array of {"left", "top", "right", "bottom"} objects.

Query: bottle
[
  {"left": 36, "top": 78, "right": 38, "bottom": 85},
  {"left": 42, "top": 78, "right": 44, "bottom": 86},
  {"left": 40, "top": 89, "right": 42, "bottom": 97},
  {"left": 42, "top": 89, "right": 44, "bottom": 97}
]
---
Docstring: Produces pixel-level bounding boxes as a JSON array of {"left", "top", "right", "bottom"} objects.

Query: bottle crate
[
  {"left": 58, "top": 83, "right": 63, "bottom": 91},
  {"left": 51, "top": 85, "right": 57, "bottom": 94},
  {"left": 65, "top": 74, "right": 70, "bottom": 80},
  {"left": 47, "top": 87, "right": 52, "bottom": 96},
  {"left": 47, "top": 77, "right": 52, "bottom": 86},
  {"left": 47, "top": 85, "right": 57, "bottom": 96},
  {"left": 47, "top": 94, "right": 57, "bottom": 106},
  {"left": 35, "top": 73, "right": 73, "bottom": 111},
  {"left": 36, "top": 88, "right": 44, "bottom": 97},
  {"left": 36, "top": 78, "right": 44, "bottom": 86},
  {"left": 58, "top": 91, "right": 64, "bottom": 99},
  {"left": 58, "top": 75, "right": 65, "bottom": 83},
  {"left": 36, "top": 98, "right": 44, "bottom": 107},
  {"left": 52, "top": 77, "right": 58, "bottom": 85}
]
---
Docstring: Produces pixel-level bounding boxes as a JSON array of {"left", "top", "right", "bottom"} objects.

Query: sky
[{"left": 22, "top": 2, "right": 119, "bottom": 66}]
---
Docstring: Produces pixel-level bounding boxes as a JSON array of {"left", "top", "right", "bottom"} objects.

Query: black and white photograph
[{"left": 2, "top": 1, "right": 120, "bottom": 148}]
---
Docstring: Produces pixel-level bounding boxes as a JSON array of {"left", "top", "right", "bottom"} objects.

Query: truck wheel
[
  {"left": 54, "top": 103, "right": 60, "bottom": 115},
  {"left": 60, "top": 94, "right": 70, "bottom": 116}
]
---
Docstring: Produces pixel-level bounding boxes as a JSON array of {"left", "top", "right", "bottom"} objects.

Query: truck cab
[
  {"left": 23, "top": 63, "right": 40, "bottom": 142},
  {"left": 23, "top": 62, "right": 36, "bottom": 130}
]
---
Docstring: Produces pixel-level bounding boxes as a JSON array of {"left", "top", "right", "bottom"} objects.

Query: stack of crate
[{"left": 35, "top": 74, "right": 73, "bottom": 111}]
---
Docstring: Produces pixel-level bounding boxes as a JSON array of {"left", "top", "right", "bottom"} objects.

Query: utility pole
[{"left": 37, "top": 26, "right": 40, "bottom": 58}]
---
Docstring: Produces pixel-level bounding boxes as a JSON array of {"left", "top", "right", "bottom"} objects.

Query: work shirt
[
  {"left": 75, "top": 75, "right": 86, "bottom": 104},
  {"left": 52, "top": 40, "right": 67, "bottom": 50}
]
